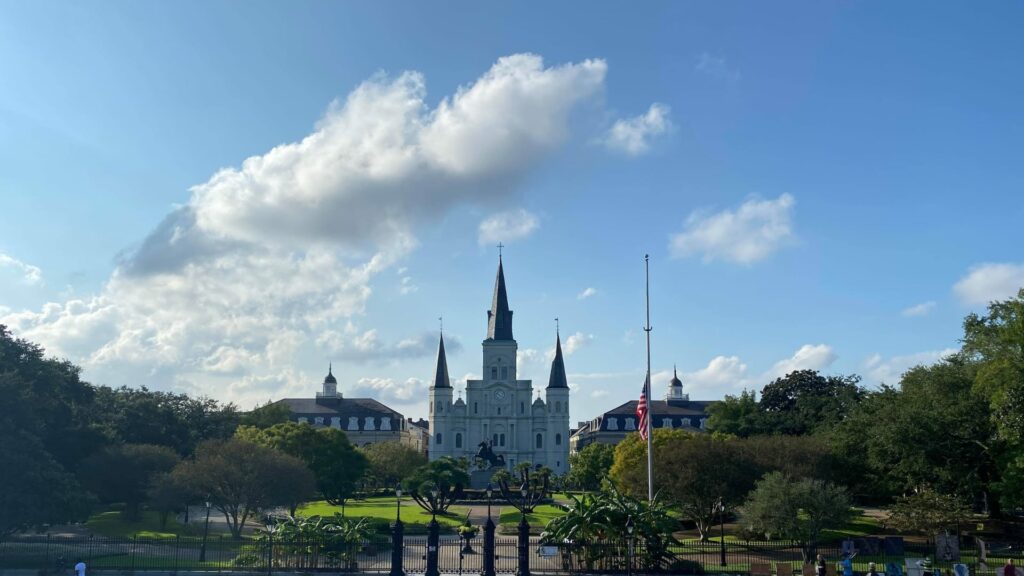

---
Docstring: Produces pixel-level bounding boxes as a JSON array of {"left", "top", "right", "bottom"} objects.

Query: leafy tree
[
  {"left": 92, "top": 386, "right": 238, "bottom": 456},
  {"left": 254, "top": 515, "right": 369, "bottom": 569},
  {"left": 0, "top": 325, "right": 105, "bottom": 471},
  {"left": 80, "top": 443, "right": 180, "bottom": 521},
  {"left": 759, "top": 370, "right": 864, "bottom": 435},
  {"left": 833, "top": 360, "right": 994, "bottom": 503},
  {"left": 361, "top": 441, "right": 427, "bottom": 490},
  {"left": 147, "top": 472, "right": 193, "bottom": 529},
  {"left": 236, "top": 422, "right": 368, "bottom": 511},
  {"left": 0, "top": 325, "right": 100, "bottom": 532},
  {"left": 737, "top": 435, "right": 838, "bottom": 484},
  {"left": 172, "top": 438, "right": 316, "bottom": 538},
  {"left": 707, "top": 390, "right": 766, "bottom": 437},
  {"left": 240, "top": 401, "right": 293, "bottom": 429},
  {"left": 567, "top": 443, "right": 616, "bottom": 491},
  {"left": 611, "top": 430, "right": 755, "bottom": 540},
  {"left": 403, "top": 457, "right": 470, "bottom": 514},
  {"left": 0, "top": 426, "right": 93, "bottom": 535},
  {"left": 887, "top": 488, "right": 971, "bottom": 536},
  {"left": 961, "top": 289, "right": 1024, "bottom": 510},
  {"left": 741, "top": 471, "right": 853, "bottom": 562}
]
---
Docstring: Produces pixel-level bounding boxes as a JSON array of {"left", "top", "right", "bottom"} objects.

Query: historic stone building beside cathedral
[{"left": 429, "top": 257, "right": 571, "bottom": 475}]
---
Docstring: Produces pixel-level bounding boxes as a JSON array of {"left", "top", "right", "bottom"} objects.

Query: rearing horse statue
[{"left": 475, "top": 441, "right": 506, "bottom": 468}]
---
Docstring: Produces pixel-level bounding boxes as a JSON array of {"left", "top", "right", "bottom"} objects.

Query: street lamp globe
[
  {"left": 395, "top": 483, "right": 403, "bottom": 499},
  {"left": 626, "top": 515, "right": 634, "bottom": 535}
]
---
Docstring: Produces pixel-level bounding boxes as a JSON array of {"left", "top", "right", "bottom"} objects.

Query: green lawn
[
  {"left": 298, "top": 497, "right": 471, "bottom": 531},
  {"left": 85, "top": 509, "right": 199, "bottom": 538},
  {"left": 498, "top": 503, "right": 565, "bottom": 533}
]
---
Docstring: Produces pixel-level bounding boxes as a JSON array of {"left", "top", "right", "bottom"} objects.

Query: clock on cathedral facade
[{"left": 428, "top": 256, "right": 571, "bottom": 475}]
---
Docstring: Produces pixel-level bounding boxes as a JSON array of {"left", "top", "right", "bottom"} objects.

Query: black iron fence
[{"left": 2, "top": 534, "right": 1021, "bottom": 575}]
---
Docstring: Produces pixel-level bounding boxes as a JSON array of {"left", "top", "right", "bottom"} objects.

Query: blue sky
[{"left": 2, "top": 1, "right": 1023, "bottom": 422}]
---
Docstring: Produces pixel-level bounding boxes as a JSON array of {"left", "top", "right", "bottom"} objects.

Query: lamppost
[
  {"left": 497, "top": 469, "right": 547, "bottom": 576},
  {"left": 626, "top": 515, "right": 635, "bottom": 576},
  {"left": 390, "top": 483, "right": 405, "bottom": 576},
  {"left": 718, "top": 498, "right": 727, "bottom": 567},
  {"left": 264, "top": 518, "right": 275, "bottom": 576},
  {"left": 199, "top": 499, "right": 212, "bottom": 562},
  {"left": 425, "top": 483, "right": 441, "bottom": 576},
  {"left": 482, "top": 483, "right": 496, "bottom": 576},
  {"left": 517, "top": 481, "right": 531, "bottom": 576}
]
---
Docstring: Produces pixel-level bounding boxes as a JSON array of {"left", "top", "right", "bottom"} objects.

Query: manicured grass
[
  {"left": 298, "top": 497, "right": 471, "bottom": 530},
  {"left": 498, "top": 503, "right": 565, "bottom": 531},
  {"left": 821, "top": 509, "right": 884, "bottom": 541},
  {"left": 85, "top": 510, "right": 199, "bottom": 538}
]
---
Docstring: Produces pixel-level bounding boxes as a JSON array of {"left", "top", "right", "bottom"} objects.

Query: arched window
[
  {"left": 556, "top": 401, "right": 561, "bottom": 413},
  {"left": 455, "top": 433, "right": 463, "bottom": 448},
  {"left": 499, "top": 433, "right": 506, "bottom": 446},
  {"left": 556, "top": 433, "right": 562, "bottom": 446},
  {"left": 474, "top": 402, "right": 479, "bottom": 414},
  {"left": 520, "top": 402, "right": 525, "bottom": 414},
  {"left": 491, "top": 367, "right": 498, "bottom": 379},
  {"left": 436, "top": 433, "right": 442, "bottom": 445},
  {"left": 493, "top": 433, "right": 498, "bottom": 446},
  {"left": 536, "top": 433, "right": 543, "bottom": 449}
]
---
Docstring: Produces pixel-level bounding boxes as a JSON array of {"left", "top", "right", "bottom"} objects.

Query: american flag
[{"left": 636, "top": 375, "right": 650, "bottom": 441}]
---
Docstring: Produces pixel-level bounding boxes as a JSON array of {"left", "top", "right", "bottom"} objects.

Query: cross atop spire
[{"left": 497, "top": 242, "right": 504, "bottom": 258}]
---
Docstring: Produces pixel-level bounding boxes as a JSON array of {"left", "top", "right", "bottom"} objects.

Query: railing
[{"left": 2, "top": 534, "right": 1021, "bottom": 574}]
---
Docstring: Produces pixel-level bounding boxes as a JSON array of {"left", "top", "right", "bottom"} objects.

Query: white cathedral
[{"left": 428, "top": 256, "right": 571, "bottom": 475}]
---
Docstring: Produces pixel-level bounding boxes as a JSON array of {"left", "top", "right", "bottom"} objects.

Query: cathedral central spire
[{"left": 486, "top": 256, "right": 514, "bottom": 341}]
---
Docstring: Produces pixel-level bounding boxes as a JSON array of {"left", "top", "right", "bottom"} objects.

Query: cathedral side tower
[
  {"left": 544, "top": 331, "right": 571, "bottom": 475},
  {"left": 428, "top": 334, "right": 454, "bottom": 460}
]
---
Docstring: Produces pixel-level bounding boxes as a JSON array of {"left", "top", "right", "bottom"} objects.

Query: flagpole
[{"left": 644, "top": 254, "right": 654, "bottom": 502}]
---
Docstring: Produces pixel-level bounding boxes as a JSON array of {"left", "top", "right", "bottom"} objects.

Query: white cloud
[
  {"left": 349, "top": 376, "right": 427, "bottom": 403},
  {"left": 560, "top": 331, "right": 593, "bottom": 357},
  {"left": 478, "top": 209, "right": 539, "bottom": 246},
  {"left": 954, "top": 263, "right": 1024, "bottom": 306},
  {"left": 577, "top": 287, "right": 597, "bottom": 300},
  {"left": 1, "top": 54, "right": 608, "bottom": 407},
  {"left": 695, "top": 53, "right": 741, "bottom": 83},
  {"left": 902, "top": 301, "right": 936, "bottom": 317},
  {"left": 669, "top": 194, "right": 796, "bottom": 264},
  {"left": 591, "top": 390, "right": 609, "bottom": 398},
  {"left": 399, "top": 275, "right": 418, "bottom": 295},
  {"left": 767, "top": 344, "right": 837, "bottom": 380},
  {"left": 603, "top": 103, "right": 672, "bottom": 156},
  {"left": 863, "top": 349, "right": 958, "bottom": 386},
  {"left": 675, "top": 343, "right": 835, "bottom": 397},
  {"left": 0, "top": 252, "right": 43, "bottom": 284},
  {"left": 517, "top": 348, "right": 541, "bottom": 366}
]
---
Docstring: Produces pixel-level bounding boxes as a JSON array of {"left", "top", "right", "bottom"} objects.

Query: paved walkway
[{"left": 464, "top": 504, "right": 503, "bottom": 526}]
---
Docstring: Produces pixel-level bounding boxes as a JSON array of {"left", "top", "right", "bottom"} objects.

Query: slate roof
[
  {"left": 603, "top": 399, "right": 714, "bottom": 417},
  {"left": 276, "top": 397, "right": 403, "bottom": 419}
]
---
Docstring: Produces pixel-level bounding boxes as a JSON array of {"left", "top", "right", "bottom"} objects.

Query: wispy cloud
[
  {"left": 695, "top": 53, "right": 741, "bottom": 83},
  {"left": 0, "top": 252, "right": 43, "bottom": 284},
  {"left": 577, "top": 287, "right": 597, "bottom": 300},
  {"left": 602, "top": 103, "right": 672, "bottom": 156},
  {"left": 902, "top": 301, "right": 936, "bottom": 317},
  {"left": 478, "top": 208, "right": 539, "bottom": 246},
  {"left": 669, "top": 194, "right": 796, "bottom": 264}
]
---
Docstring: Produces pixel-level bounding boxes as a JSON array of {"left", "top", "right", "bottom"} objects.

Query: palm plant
[{"left": 540, "top": 481, "right": 678, "bottom": 571}]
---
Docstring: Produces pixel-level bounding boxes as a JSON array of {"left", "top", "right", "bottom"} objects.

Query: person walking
[
  {"left": 817, "top": 555, "right": 828, "bottom": 576},
  {"left": 841, "top": 553, "right": 855, "bottom": 576},
  {"left": 1004, "top": 559, "right": 1019, "bottom": 576},
  {"left": 867, "top": 562, "right": 880, "bottom": 576},
  {"left": 73, "top": 559, "right": 86, "bottom": 576}
]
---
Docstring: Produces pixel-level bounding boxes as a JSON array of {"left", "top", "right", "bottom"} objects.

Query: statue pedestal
[{"left": 471, "top": 467, "right": 503, "bottom": 489}]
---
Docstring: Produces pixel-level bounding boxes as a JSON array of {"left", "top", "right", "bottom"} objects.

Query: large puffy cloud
[
  {"left": 954, "top": 263, "right": 1024, "bottom": 306},
  {"left": 669, "top": 194, "right": 795, "bottom": 264},
  {"left": 2, "top": 54, "right": 608, "bottom": 407}
]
